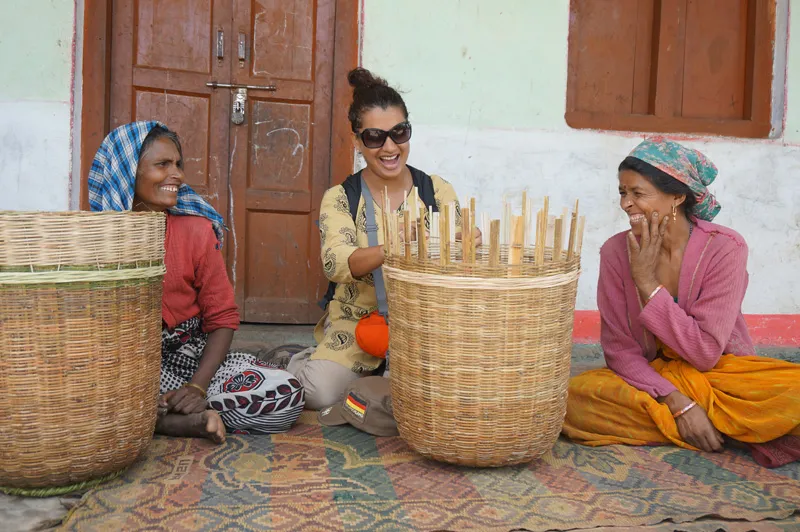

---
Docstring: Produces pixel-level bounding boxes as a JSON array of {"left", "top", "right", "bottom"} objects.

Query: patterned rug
[{"left": 59, "top": 410, "right": 799, "bottom": 532}]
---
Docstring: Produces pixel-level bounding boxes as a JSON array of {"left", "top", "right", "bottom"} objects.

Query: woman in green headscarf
[{"left": 562, "top": 137, "right": 800, "bottom": 468}]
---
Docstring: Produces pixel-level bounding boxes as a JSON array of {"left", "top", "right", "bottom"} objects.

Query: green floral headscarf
[{"left": 628, "top": 137, "right": 721, "bottom": 221}]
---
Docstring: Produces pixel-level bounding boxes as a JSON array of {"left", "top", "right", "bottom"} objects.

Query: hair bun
[{"left": 348, "top": 67, "right": 388, "bottom": 90}]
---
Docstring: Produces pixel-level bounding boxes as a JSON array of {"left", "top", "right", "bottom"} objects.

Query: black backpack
[{"left": 319, "top": 166, "right": 439, "bottom": 309}]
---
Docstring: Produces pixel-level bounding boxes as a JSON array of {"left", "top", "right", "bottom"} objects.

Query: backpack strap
[
  {"left": 320, "top": 172, "right": 362, "bottom": 309},
  {"left": 341, "top": 171, "right": 362, "bottom": 222},
  {"left": 409, "top": 166, "right": 438, "bottom": 214},
  {"left": 360, "top": 175, "right": 389, "bottom": 317}
]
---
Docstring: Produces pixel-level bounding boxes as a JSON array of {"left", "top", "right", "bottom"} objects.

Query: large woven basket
[
  {"left": 384, "top": 243, "right": 580, "bottom": 467},
  {"left": 0, "top": 211, "right": 166, "bottom": 495}
]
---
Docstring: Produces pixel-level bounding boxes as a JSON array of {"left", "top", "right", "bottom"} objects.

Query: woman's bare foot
[{"left": 155, "top": 410, "right": 226, "bottom": 444}]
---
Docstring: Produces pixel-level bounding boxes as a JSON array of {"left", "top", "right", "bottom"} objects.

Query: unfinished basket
[
  {"left": 382, "top": 195, "right": 583, "bottom": 467},
  {"left": 0, "top": 211, "right": 166, "bottom": 495}
]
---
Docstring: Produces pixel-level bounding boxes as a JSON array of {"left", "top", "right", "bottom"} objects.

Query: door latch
[{"left": 232, "top": 88, "right": 246, "bottom": 125}]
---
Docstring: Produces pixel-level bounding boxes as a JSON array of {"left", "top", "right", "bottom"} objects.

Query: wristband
[
  {"left": 673, "top": 401, "right": 697, "bottom": 419},
  {"left": 646, "top": 284, "right": 664, "bottom": 303},
  {"left": 184, "top": 382, "right": 208, "bottom": 399}
]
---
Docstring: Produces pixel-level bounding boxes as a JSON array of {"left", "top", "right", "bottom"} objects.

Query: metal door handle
[
  {"left": 206, "top": 81, "right": 277, "bottom": 91},
  {"left": 216, "top": 30, "right": 224, "bottom": 60},
  {"left": 238, "top": 33, "right": 247, "bottom": 63}
]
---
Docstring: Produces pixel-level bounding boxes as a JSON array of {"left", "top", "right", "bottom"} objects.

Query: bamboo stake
[
  {"left": 521, "top": 190, "right": 528, "bottom": 249},
  {"left": 538, "top": 196, "right": 549, "bottom": 264},
  {"left": 567, "top": 199, "right": 579, "bottom": 261},
  {"left": 470, "top": 197, "right": 477, "bottom": 262},
  {"left": 404, "top": 213, "right": 412, "bottom": 259},
  {"left": 546, "top": 215, "right": 556, "bottom": 247},
  {"left": 534, "top": 209, "right": 543, "bottom": 266},
  {"left": 575, "top": 215, "right": 586, "bottom": 257},
  {"left": 553, "top": 217, "right": 564, "bottom": 262},
  {"left": 508, "top": 215, "right": 524, "bottom": 276},
  {"left": 461, "top": 207, "right": 471, "bottom": 263},
  {"left": 450, "top": 203, "right": 457, "bottom": 243},
  {"left": 489, "top": 219, "right": 501, "bottom": 268},
  {"left": 380, "top": 190, "right": 389, "bottom": 254},
  {"left": 442, "top": 204, "right": 451, "bottom": 265},
  {"left": 418, "top": 207, "right": 427, "bottom": 260}
]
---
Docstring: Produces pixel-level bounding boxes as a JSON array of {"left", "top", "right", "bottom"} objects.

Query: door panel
[
  {"left": 228, "top": 0, "right": 334, "bottom": 323},
  {"left": 251, "top": 0, "right": 314, "bottom": 79},
  {"left": 134, "top": 91, "right": 212, "bottom": 191},
  {"left": 135, "top": 0, "right": 212, "bottom": 73},
  {"left": 110, "top": 0, "right": 231, "bottom": 214}
]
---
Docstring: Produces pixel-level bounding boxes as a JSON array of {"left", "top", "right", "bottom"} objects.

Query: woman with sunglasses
[{"left": 287, "top": 67, "right": 478, "bottom": 410}]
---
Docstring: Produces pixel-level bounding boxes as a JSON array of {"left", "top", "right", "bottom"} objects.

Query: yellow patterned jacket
[{"left": 314, "top": 173, "right": 462, "bottom": 372}]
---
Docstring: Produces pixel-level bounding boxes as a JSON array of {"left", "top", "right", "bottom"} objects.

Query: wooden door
[
  {"left": 107, "top": 0, "right": 342, "bottom": 325},
  {"left": 110, "top": 0, "right": 232, "bottom": 216},
  {"left": 227, "top": 0, "right": 334, "bottom": 323}
]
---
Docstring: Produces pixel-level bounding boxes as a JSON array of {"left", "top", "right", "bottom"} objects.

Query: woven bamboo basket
[
  {"left": 0, "top": 211, "right": 166, "bottom": 495},
  {"left": 381, "top": 195, "right": 583, "bottom": 467}
]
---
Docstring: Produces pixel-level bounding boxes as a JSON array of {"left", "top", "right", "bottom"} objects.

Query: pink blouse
[{"left": 597, "top": 219, "right": 755, "bottom": 398}]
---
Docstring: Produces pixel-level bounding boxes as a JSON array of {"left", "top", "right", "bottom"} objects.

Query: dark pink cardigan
[{"left": 597, "top": 219, "right": 755, "bottom": 398}]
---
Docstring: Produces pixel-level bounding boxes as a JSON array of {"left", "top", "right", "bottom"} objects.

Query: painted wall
[
  {"left": 361, "top": 0, "right": 800, "bottom": 314},
  {"left": 0, "top": 0, "right": 75, "bottom": 211}
]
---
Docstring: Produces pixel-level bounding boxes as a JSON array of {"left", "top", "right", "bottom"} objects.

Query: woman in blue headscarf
[{"left": 89, "top": 122, "right": 304, "bottom": 442}]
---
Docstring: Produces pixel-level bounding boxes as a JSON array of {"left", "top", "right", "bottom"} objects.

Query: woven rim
[
  {"left": 0, "top": 469, "right": 124, "bottom": 498},
  {"left": 383, "top": 264, "right": 580, "bottom": 290},
  {"left": 0, "top": 264, "right": 166, "bottom": 284},
  {"left": 0, "top": 211, "right": 165, "bottom": 267}
]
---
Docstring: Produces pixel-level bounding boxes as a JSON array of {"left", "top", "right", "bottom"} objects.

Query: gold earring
[{"left": 672, "top": 204, "right": 677, "bottom": 221}]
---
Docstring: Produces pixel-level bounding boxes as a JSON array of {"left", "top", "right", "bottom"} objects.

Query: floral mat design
[{"left": 60, "top": 408, "right": 799, "bottom": 531}]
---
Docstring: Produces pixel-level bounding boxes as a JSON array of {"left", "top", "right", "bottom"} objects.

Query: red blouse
[{"left": 162, "top": 214, "right": 239, "bottom": 333}]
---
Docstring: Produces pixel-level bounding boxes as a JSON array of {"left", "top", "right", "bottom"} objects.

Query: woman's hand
[
  {"left": 661, "top": 391, "right": 724, "bottom": 452},
  {"left": 454, "top": 227, "right": 483, "bottom": 247},
  {"left": 628, "top": 212, "right": 668, "bottom": 299},
  {"left": 161, "top": 386, "right": 208, "bottom": 415}
]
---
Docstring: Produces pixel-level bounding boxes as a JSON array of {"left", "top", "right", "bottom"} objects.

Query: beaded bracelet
[{"left": 673, "top": 401, "right": 697, "bottom": 419}]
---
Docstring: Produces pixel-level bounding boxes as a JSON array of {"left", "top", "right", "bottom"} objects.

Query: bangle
[
  {"left": 184, "top": 382, "right": 207, "bottom": 399},
  {"left": 646, "top": 284, "right": 664, "bottom": 303},
  {"left": 673, "top": 401, "right": 697, "bottom": 419}
]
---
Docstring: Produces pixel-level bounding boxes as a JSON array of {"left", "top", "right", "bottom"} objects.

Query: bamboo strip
[
  {"left": 418, "top": 207, "right": 427, "bottom": 260},
  {"left": 567, "top": 200, "right": 579, "bottom": 261},
  {"left": 489, "top": 219, "right": 500, "bottom": 268},
  {"left": 553, "top": 217, "right": 564, "bottom": 262},
  {"left": 508, "top": 216, "right": 524, "bottom": 276},
  {"left": 442, "top": 204, "right": 451, "bottom": 265}
]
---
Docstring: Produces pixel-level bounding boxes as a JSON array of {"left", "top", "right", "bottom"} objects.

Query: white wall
[
  {"left": 0, "top": 1, "right": 75, "bottom": 211},
  {"left": 361, "top": 0, "right": 800, "bottom": 314}
]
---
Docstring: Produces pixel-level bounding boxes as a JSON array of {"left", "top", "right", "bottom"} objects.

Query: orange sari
[{"left": 563, "top": 345, "right": 800, "bottom": 451}]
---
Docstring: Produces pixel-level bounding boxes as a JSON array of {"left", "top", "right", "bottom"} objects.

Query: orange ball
[{"left": 355, "top": 311, "right": 389, "bottom": 358}]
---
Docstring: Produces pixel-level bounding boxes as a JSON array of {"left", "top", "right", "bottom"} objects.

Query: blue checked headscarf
[{"left": 88, "top": 121, "right": 227, "bottom": 243}]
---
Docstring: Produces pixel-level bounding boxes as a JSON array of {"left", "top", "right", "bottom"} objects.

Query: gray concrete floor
[{"left": 3, "top": 324, "right": 798, "bottom": 531}]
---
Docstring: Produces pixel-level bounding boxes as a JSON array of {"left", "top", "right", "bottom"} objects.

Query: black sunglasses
[{"left": 358, "top": 121, "right": 412, "bottom": 149}]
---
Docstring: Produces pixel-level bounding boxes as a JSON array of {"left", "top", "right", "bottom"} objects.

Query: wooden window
[{"left": 566, "top": 0, "right": 777, "bottom": 138}]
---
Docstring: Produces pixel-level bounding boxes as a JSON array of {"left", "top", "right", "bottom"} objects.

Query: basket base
[{"left": 0, "top": 469, "right": 125, "bottom": 498}]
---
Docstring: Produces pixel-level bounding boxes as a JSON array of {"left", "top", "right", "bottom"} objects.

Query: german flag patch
[{"left": 344, "top": 391, "right": 367, "bottom": 419}]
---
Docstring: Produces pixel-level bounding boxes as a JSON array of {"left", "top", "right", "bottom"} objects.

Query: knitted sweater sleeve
[{"left": 598, "top": 241, "right": 678, "bottom": 398}]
